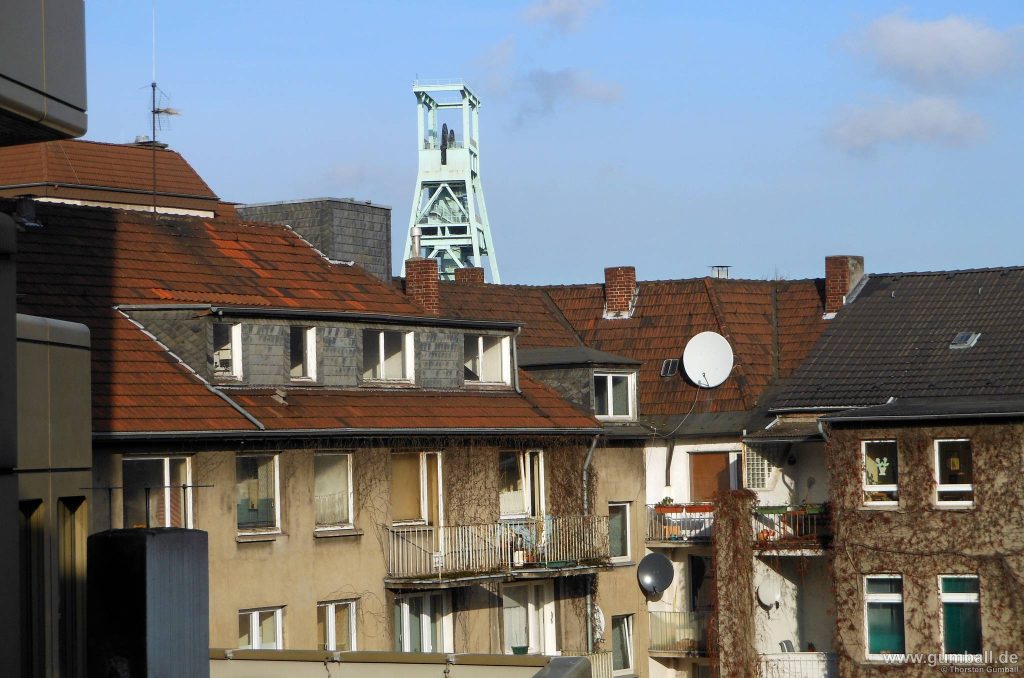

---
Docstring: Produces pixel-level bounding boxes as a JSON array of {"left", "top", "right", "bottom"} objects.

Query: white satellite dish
[
  {"left": 757, "top": 580, "right": 782, "bottom": 607},
  {"left": 682, "top": 331, "right": 734, "bottom": 388}
]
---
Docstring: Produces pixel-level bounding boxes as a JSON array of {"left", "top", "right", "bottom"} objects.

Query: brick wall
[
  {"left": 604, "top": 266, "right": 636, "bottom": 317},
  {"left": 455, "top": 267, "right": 485, "bottom": 285},
  {"left": 824, "top": 255, "right": 864, "bottom": 314},
  {"left": 405, "top": 258, "right": 440, "bottom": 315}
]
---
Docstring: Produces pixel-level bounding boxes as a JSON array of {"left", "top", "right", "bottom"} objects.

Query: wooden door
[{"left": 689, "top": 452, "right": 731, "bottom": 502}]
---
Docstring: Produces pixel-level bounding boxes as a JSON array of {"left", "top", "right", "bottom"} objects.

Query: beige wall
[{"left": 210, "top": 650, "right": 549, "bottom": 678}]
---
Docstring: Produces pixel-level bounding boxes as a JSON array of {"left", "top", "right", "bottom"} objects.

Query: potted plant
[{"left": 655, "top": 497, "right": 682, "bottom": 514}]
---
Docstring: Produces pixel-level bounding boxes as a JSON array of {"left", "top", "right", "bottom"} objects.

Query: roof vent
[
  {"left": 660, "top": 358, "right": 679, "bottom": 377},
  {"left": 949, "top": 331, "right": 981, "bottom": 350},
  {"left": 710, "top": 265, "right": 731, "bottom": 279}
]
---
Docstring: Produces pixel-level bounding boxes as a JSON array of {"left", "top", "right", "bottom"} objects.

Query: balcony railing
[
  {"left": 759, "top": 652, "right": 837, "bottom": 677},
  {"left": 646, "top": 504, "right": 714, "bottom": 543},
  {"left": 752, "top": 505, "right": 831, "bottom": 549},
  {"left": 649, "top": 611, "right": 710, "bottom": 655},
  {"left": 565, "top": 651, "right": 613, "bottom": 678},
  {"left": 383, "top": 515, "right": 610, "bottom": 578}
]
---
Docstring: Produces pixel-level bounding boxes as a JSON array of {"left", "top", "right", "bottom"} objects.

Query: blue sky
[{"left": 84, "top": 2, "right": 1024, "bottom": 284}]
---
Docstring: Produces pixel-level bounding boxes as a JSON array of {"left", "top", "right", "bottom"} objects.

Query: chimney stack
[
  {"left": 603, "top": 266, "right": 637, "bottom": 319},
  {"left": 824, "top": 255, "right": 864, "bottom": 314},
  {"left": 455, "top": 267, "right": 485, "bottom": 285},
  {"left": 406, "top": 257, "right": 440, "bottom": 315}
]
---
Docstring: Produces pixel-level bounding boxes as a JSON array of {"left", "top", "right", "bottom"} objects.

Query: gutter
[
  {"left": 822, "top": 410, "right": 1024, "bottom": 423},
  {"left": 209, "top": 306, "right": 522, "bottom": 330},
  {"left": 6, "top": 181, "right": 216, "bottom": 201},
  {"left": 93, "top": 426, "right": 605, "bottom": 441}
]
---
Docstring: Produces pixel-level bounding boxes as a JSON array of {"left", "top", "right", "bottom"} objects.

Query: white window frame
[
  {"left": 236, "top": 453, "right": 282, "bottom": 534},
  {"left": 213, "top": 322, "right": 244, "bottom": 379},
  {"left": 238, "top": 606, "right": 283, "bottom": 650},
  {"left": 394, "top": 591, "right": 453, "bottom": 653},
  {"left": 290, "top": 326, "right": 317, "bottom": 381},
  {"left": 501, "top": 580, "right": 556, "bottom": 655},
  {"left": 121, "top": 455, "right": 194, "bottom": 528},
  {"left": 608, "top": 501, "right": 631, "bottom": 563},
  {"left": 464, "top": 334, "right": 512, "bottom": 385},
  {"left": 939, "top": 575, "right": 982, "bottom": 660},
  {"left": 864, "top": 575, "right": 905, "bottom": 662},
  {"left": 318, "top": 599, "right": 357, "bottom": 651},
  {"left": 391, "top": 451, "right": 444, "bottom": 527},
  {"left": 498, "top": 449, "right": 545, "bottom": 519},
  {"left": 593, "top": 371, "right": 636, "bottom": 421},
  {"left": 314, "top": 452, "right": 354, "bottom": 531},
  {"left": 611, "top": 613, "right": 635, "bottom": 676},
  {"left": 862, "top": 440, "right": 899, "bottom": 507},
  {"left": 934, "top": 439, "right": 974, "bottom": 507},
  {"left": 362, "top": 329, "right": 415, "bottom": 383}
]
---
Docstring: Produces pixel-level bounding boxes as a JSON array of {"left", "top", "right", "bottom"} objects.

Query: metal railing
[
  {"left": 383, "top": 515, "right": 610, "bottom": 578},
  {"left": 649, "top": 611, "right": 710, "bottom": 654},
  {"left": 422, "top": 140, "right": 468, "bottom": 150},
  {"left": 646, "top": 504, "right": 715, "bottom": 543},
  {"left": 759, "top": 652, "right": 837, "bottom": 677},
  {"left": 751, "top": 505, "right": 830, "bottom": 548}
]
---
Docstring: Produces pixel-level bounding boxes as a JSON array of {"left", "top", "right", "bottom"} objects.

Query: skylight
[
  {"left": 949, "top": 331, "right": 981, "bottom": 350},
  {"left": 660, "top": 358, "right": 679, "bottom": 377}
]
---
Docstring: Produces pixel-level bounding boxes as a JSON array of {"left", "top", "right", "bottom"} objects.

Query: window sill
[
  {"left": 236, "top": 531, "right": 282, "bottom": 543},
  {"left": 464, "top": 381, "right": 513, "bottom": 390},
  {"left": 360, "top": 379, "right": 416, "bottom": 389},
  {"left": 860, "top": 504, "right": 900, "bottom": 511},
  {"left": 314, "top": 527, "right": 363, "bottom": 539},
  {"left": 609, "top": 558, "right": 635, "bottom": 568},
  {"left": 934, "top": 503, "right": 975, "bottom": 510}
]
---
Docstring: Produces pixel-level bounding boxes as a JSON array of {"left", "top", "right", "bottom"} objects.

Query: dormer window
[
  {"left": 594, "top": 372, "right": 635, "bottom": 420},
  {"left": 213, "top": 323, "right": 243, "bottom": 379},
  {"left": 464, "top": 334, "right": 510, "bottom": 385},
  {"left": 362, "top": 329, "right": 413, "bottom": 382},
  {"left": 290, "top": 326, "right": 317, "bottom": 381}
]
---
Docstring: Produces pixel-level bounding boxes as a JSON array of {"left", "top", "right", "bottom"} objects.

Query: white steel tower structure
[{"left": 404, "top": 81, "right": 500, "bottom": 282}]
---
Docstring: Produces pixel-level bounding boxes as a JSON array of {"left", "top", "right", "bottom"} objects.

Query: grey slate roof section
[
  {"left": 773, "top": 267, "right": 1024, "bottom": 410},
  {"left": 518, "top": 346, "right": 642, "bottom": 368},
  {"left": 822, "top": 395, "right": 1024, "bottom": 423}
]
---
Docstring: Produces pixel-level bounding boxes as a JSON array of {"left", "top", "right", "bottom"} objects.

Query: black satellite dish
[{"left": 637, "top": 553, "right": 674, "bottom": 595}]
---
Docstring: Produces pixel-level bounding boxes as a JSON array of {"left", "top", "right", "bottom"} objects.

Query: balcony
[
  {"left": 752, "top": 505, "right": 831, "bottom": 552},
  {"left": 646, "top": 504, "right": 714, "bottom": 545},
  {"left": 648, "top": 611, "right": 710, "bottom": 656},
  {"left": 565, "top": 651, "right": 613, "bottom": 678},
  {"left": 383, "top": 515, "right": 609, "bottom": 582},
  {"left": 759, "top": 652, "right": 837, "bottom": 677}
]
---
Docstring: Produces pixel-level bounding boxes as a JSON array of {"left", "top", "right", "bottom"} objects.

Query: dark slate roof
[
  {"left": 518, "top": 346, "right": 641, "bottom": 368},
  {"left": 773, "top": 268, "right": 1024, "bottom": 410},
  {"left": 823, "top": 395, "right": 1024, "bottom": 423}
]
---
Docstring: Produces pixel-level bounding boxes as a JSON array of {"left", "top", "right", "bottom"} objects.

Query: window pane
[
  {"left": 937, "top": 441, "right": 973, "bottom": 486},
  {"left": 608, "top": 504, "right": 628, "bottom": 558},
  {"left": 943, "top": 602, "right": 981, "bottom": 654},
  {"left": 503, "top": 586, "right": 529, "bottom": 653},
  {"left": 481, "top": 336, "right": 503, "bottom": 382},
  {"left": 168, "top": 458, "right": 189, "bottom": 528},
  {"left": 594, "top": 376, "right": 609, "bottom": 416},
  {"left": 362, "top": 330, "right": 380, "bottom": 379},
  {"left": 213, "top": 324, "right": 233, "bottom": 374},
  {"left": 866, "top": 577, "right": 903, "bottom": 594},
  {"left": 408, "top": 597, "right": 423, "bottom": 652},
  {"left": 864, "top": 441, "right": 898, "bottom": 501},
  {"left": 391, "top": 454, "right": 422, "bottom": 522},
  {"left": 259, "top": 610, "right": 278, "bottom": 649},
  {"left": 317, "top": 605, "right": 328, "bottom": 650},
  {"left": 383, "top": 331, "right": 406, "bottom": 379},
  {"left": 238, "top": 613, "right": 252, "bottom": 649},
  {"left": 942, "top": 577, "right": 979, "bottom": 594},
  {"left": 123, "top": 459, "right": 164, "bottom": 528},
  {"left": 612, "top": 615, "right": 631, "bottom": 670},
  {"left": 499, "top": 452, "right": 525, "bottom": 515},
  {"left": 290, "top": 327, "right": 307, "bottom": 378},
  {"left": 611, "top": 376, "right": 630, "bottom": 416},
  {"left": 464, "top": 335, "right": 480, "bottom": 380},
  {"left": 314, "top": 454, "right": 351, "bottom": 527},
  {"left": 236, "top": 456, "right": 276, "bottom": 530},
  {"left": 867, "top": 602, "right": 905, "bottom": 655},
  {"left": 335, "top": 604, "right": 352, "bottom": 651},
  {"left": 428, "top": 594, "right": 443, "bottom": 652}
]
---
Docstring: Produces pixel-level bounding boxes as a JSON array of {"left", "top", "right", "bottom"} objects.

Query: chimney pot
[
  {"left": 405, "top": 257, "right": 440, "bottom": 315},
  {"left": 455, "top": 267, "right": 485, "bottom": 285},
  {"left": 824, "top": 255, "right": 865, "bottom": 314},
  {"left": 604, "top": 266, "right": 637, "bottom": 318}
]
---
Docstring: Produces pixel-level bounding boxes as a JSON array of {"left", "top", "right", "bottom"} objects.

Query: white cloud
[
  {"left": 828, "top": 97, "right": 985, "bottom": 152},
  {"left": 515, "top": 68, "right": 621, "bottom": 123},
  {"left": 522, "top": 0, "right": 603, "bottom": 33},
  {"left": 859, "top": 13, "right": 1022, "bottom": 90}
]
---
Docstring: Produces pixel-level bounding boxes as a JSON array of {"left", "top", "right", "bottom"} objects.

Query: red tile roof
[{"left": 439, "top": 282, "right": 582, "bottom": 348}]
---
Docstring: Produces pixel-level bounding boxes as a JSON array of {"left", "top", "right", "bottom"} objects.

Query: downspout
[{"left": 581, "top": 433, "right": 600, "bottom": 655}]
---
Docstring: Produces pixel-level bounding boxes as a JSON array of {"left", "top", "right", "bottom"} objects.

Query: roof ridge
[
  {"left": 703, "top": 278, "right": 755, "bottom": 410},
  {"left": 873, "top": 265, "right": 1024, "bottom": 277}
]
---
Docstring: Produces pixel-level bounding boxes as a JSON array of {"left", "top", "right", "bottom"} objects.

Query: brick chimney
[
  {"left": 405, "top": 258, "right": 440, "bottom": 315},
  {"left": 455, "top": 267, "right": 485, "bottom": 285},
  {"left": 603, "top": 266, "right": 637, "bottom": 319},
  {"left": 824, "top": 255, "right": 865, "bottom": 314}
]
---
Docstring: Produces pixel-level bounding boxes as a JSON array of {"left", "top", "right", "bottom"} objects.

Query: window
[
  {"left": 935, "top": 440, "right": 973, "bottom": 505},
  {"left": 318, "top": 600, "right": 356, "bottom": 651},
  {"left": 238, "top": 607, "right": 282, "bottom": 649},
  {"left": 608, "top": 502, "right": 630, "bottom": 561},
  {"left": 502, "top": 581, "right": 555, "bottom": 655},
  {"left": 20, "top": 500, "right": 45, "bottom": 677},
  {"left": 391, "top": 452, "right": 442, "bottom": 525},
  {"left": 594, "top": 372, "right": 634, "bottom": 419},
  {"left": 394, "top": 592, "right": 451, "bottom": 653},
  {"left": 745, "top": 445, "right": 778, "bottom": 490},
  {"left": 660, "top": 358, "right": 678, "bottom": 377},
  {"left": 58, "top": 498, "right": 86, "bottom": 675},
  {"left": 122, "top": 456, "right": 192, "bottom": 528},
  {"left": 611, "top": 614, "right": 634, "bottom": 675},
  {"left": 290, "top": 326, "right": 316, "bottom": 380},
  {"left": 499, "top": 450, "right": 544, "bottom": 518},
  {"left": 213, "top": 322, "right": 243, "bottom": 379},
  {"left": 864, "top": 576, "right": 905, "bottom": 659},
  {"left": 314, "top": 453, "right": 353, "bottom": 529},
  {"left": 863, "top": 441, "right": 898, "bottom": 505},
  {"left": 362, "top": 329, "right": 413, "bottom": 382},
  {"left": 940, "top": 576, "right": 981, "bottom": 656},
  {"left": 464, "top": 334, "right": 510, "bottom": 384},
  {"left": 236, "top": 454, "right": 279, "bottom": 532}
]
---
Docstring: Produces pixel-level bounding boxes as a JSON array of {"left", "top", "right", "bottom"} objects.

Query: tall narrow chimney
[
  {"left": 603, "top": 266, "right": 637, "bottom": 319},
  {"left": 825, "top": 255, "right": 864, "bottom": 314},
  {"left": 455, "top": 267, "right": 485, "bottom": 285},
  {"left": 406, "top": 257, "right": 440, "bottom": 315}
]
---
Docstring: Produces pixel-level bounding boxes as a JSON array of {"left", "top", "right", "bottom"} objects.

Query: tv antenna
[{"left": 148, "top": 0, "right": 180, "bottom": 214}]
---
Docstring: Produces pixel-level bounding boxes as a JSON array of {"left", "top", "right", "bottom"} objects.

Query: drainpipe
[{"left": 581, "top": 433, "right": 600, "bottom": 655}]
